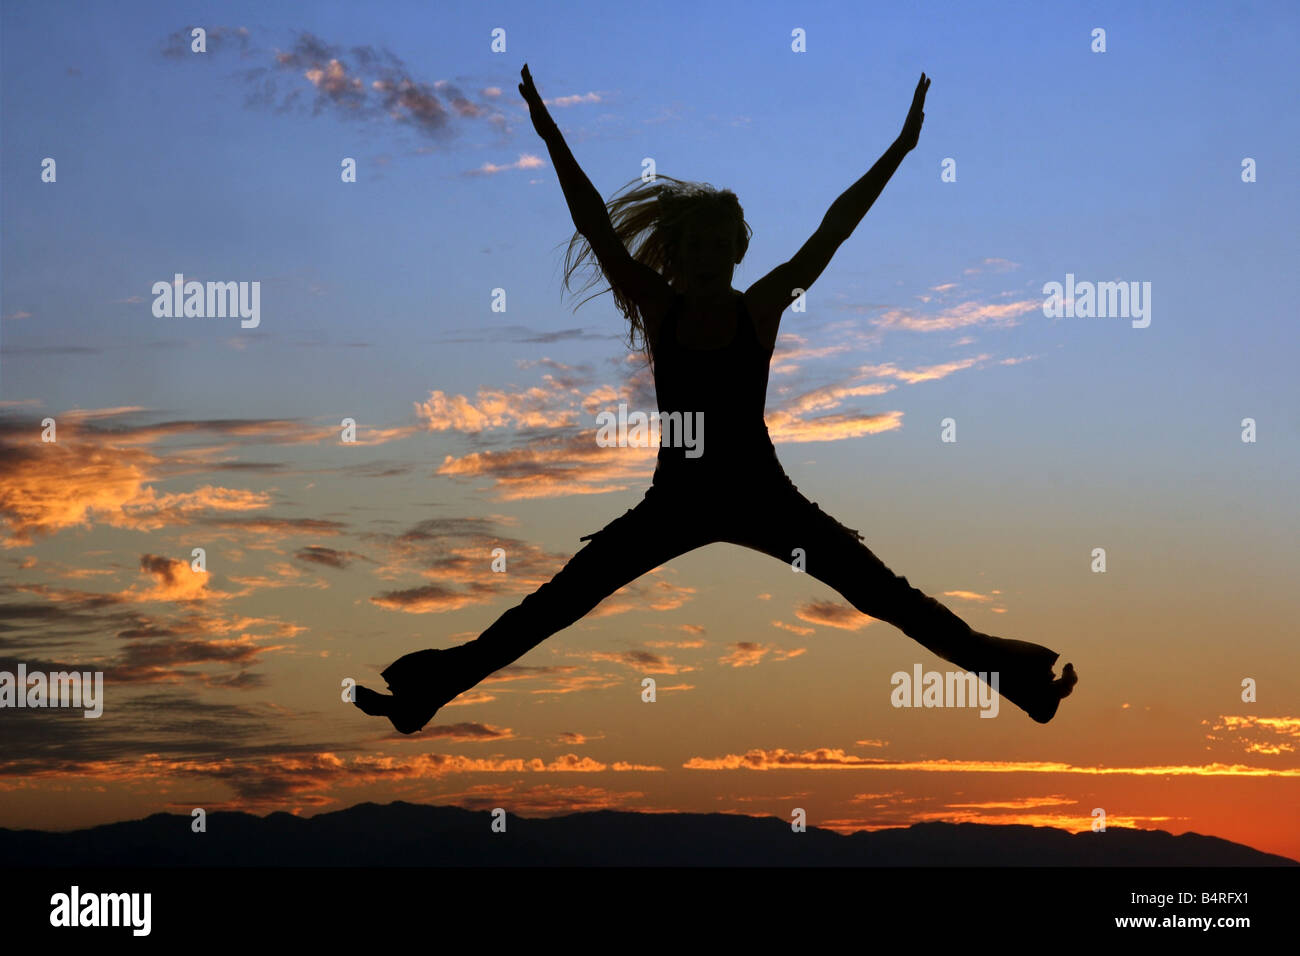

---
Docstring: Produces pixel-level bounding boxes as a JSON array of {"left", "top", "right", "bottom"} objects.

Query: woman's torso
[{"left": 648, "top": 290, "right": 784, "bottom": 484}]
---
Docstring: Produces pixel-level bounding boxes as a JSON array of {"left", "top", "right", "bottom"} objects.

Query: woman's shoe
[
  {"left": 353, "top": 644, "right": 485, "bottom": 735},
  {"left": 353, "top": 684, "right": 441, "bottom": 735},
  {"left": 380, "top": 647, "right": 448, "bottom": 696},
  {"left": 961, "top": 635, "right": 1075, "bottom": 723},
  {"left": 381, "top": 644, "right": 483, "bottom": 703},
  {"left": 995, "top": 650, "right": 1078, "bottom": 723}
]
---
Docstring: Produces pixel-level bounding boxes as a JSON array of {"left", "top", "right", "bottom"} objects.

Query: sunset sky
[{"left": 2, "top": 0, "right": 1298, "bottom": 863}]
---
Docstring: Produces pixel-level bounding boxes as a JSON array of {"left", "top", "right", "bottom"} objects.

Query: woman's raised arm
[
  {"left": 747, "top": 73, "right": 929, "bottom": 317},
  {"left": 519, "top": 65, "right": 669, "bottom": 309}
]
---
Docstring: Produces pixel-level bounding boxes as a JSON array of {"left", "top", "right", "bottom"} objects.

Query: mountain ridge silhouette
[{"left": 1, "top": 801, "right": 1293, "bottom": 866}]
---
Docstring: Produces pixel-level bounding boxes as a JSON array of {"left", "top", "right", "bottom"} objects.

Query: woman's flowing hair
[{"left": 559, "top": 176, "right": 752, "bottom": 369}]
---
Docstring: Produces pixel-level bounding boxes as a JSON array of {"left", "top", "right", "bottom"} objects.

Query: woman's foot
[
  {"left": 353, "top": 684, "right": 442, "bottom": 735},
  {"left": 381, "top": 646, "right": 460, "bottom": 696},
  {"left": 353, "top": 644, "right": 486, "bottom": 735},
  {"left": 979, "top": 636, "right": 1078, "bottom": 724},
  {"left": 1000, "top": 660, "right": 1077, "bottom": 723}
]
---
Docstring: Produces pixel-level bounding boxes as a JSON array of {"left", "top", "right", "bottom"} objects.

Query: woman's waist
[
  {"left": 653, "top": 434, "right": 782, "bottom": 473},
  {"left": 652, "top": 382, "right": 768, "bottom": 419},
  {"left": 653, "top": 416, "right": 772, "bottom": 457}
]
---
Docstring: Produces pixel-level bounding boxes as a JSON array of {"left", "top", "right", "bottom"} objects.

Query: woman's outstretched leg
[
  {"left": 723, "top": 480, "right": 1076, "bottom": 723},
  {"left": 356, "top": 489, "right": 714, "bottom": 733}
]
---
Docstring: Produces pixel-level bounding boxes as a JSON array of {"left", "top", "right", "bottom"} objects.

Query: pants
[{"left": 463, "top": 463, "right": 989, "bottom": 678}]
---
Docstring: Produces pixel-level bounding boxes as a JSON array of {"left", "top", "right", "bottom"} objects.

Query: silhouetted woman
[{"left": 356, "top": 66, "right": 1076, "bottom": 733}]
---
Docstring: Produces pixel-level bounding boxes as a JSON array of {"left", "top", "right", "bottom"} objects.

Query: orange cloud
[
  {"left": 945, "top": 795, "right": 1075, "bottom": 809},
  {"left": 480, "top": 664, "right": 624, "bottom": 698},
  {"left": 436, "top": 433, "right": 656, "bottom": 500},
  {"left": 444, "top": 691, "right": 497, "bottom": 707},
  {"left": 415, "top": 386, "right": 581, "bottom": 432},
  {"left": 1204, "top": 715, "right": 1300, "bottom": 755},
  {"left": 646, "top": 635, "right": 705, "bottom": 648},
  {"left": 566, "top": 649, "right": 694, "bottom": 675},
  {"left": 870, "top": 299, "right": 1038, "bottom": 333},
  {"left": 304, "top": 58, "right": 361, "bottom": 95},
  {"left": 816, "top": 810, "right": 1170, "bottom": 835},
  {"left": 684, "top": 748, "right": 1300, "bottom": 776},
  {"left": 962, "top": 257, "right": 1020, "bottom": 275},
  {"left": 433, "top": 783, "right": 647, "bottom": 815},
  {"left": 228, "top": 560, "right": 332, "bottom": 593},
  {"left": 718, "top": 642, "right": 806, "bottom": 668},
  {"left": 942, "top": 589, "right": 999, "bottom": 603},
  {"left": 0, "top": 411, "right": 408, "bottom": 546},
  {"left": 527, "top": 673, "right": 624, "bottom": 696},
  {"left": 766, "top": 410, "right": 903, "bottom": 444},
  {"left": 543, "top": 92, "right": 602, "bottom": 107},
  {"left": 775, "top": 381, "right": 897, "bottom": 416},
  {"left": 859, "top": 356, "right": 989, "bottom": 384},
  {"left": 0, "top": 433, "right": 270, "bottom": 546},
  {"left": 587, "top": 574, "right": 696, "bottom": 618},
  {"left": 132, "top": 554, "right": 213, "bottom": 603},
  {"left": 466, "top": 154, "right": 546, "bottom": 176},
  {"left": 0, "top": 747, "right": 666, "bottom": 812},
  {"left": 770, "top": 336, "right": 853, "bottom": 376}
]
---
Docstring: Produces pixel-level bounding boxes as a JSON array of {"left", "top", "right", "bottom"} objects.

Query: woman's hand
[
  {"left": 519, "top": 63, "right": 560, "bottom": 139},
  {"left": 898, "top": 72, "right": 929, "bottom": 152}
]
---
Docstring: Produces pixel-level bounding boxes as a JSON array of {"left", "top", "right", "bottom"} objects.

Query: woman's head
[
  {"left": 672, "top": 207, "right": 748, "bottom": 298},
  {"left": 658, "top": 182, "right": 751, "bottom": 289},
  {"left": 561, "top": 176, "right": 752, "bottom": 364}
]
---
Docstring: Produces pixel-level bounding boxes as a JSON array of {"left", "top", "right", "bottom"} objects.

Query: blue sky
[{"left": 4, "top": 0, "right": 1296, "bottom": 454}]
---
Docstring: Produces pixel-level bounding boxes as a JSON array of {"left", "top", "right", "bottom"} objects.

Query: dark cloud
[
  {"left": 166, "top": 27, "right": 503, "bottom": 141},
  {"left": 363, "top": 515, "right": 568, "bottom": 615},
  {"left": 0, "top": 689, "right": 358, "bottom": 809},
  {"left": 370, "top": 581, "right": 496, "bottom": 613},
  {"left": 203, "top": 516, "right": 348, "bottom": 535},
  {"left": 204, "top": 461, "right": 288, "bottom": 473},
  {"left": 0, "top": 575, "right": 301, "bottom": 691},
  {"left": 0, "top": 690, "right": 293, "bottom": 771},
  {"left": 336, "top": 461, "right": 413, "bottom": 479},
  {"left": 420, "top": 722, "right": 513, "bottom": 741},
  {"left": 293, "top": 546, "right": 366, "bottom": 569},
  {"left": 432, "top": 326, "right": 621, "bottom": 345},
  {"left": 0, "top": 345, "right": 102, "bottom": 356},
  {"left": 139, "top": 553, "right": 187, "bottom": 587}
]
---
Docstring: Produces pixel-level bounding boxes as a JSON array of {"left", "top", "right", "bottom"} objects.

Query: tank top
[{"left": 649, "top": 290, "right": 783, "bottom": 482}]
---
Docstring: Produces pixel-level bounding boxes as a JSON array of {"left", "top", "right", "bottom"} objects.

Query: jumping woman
[{"left": 355, "top": 66, "right": 1077, "bottom": 734}]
